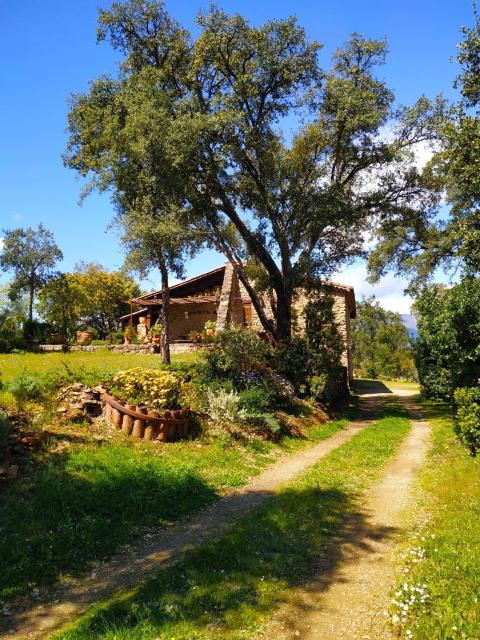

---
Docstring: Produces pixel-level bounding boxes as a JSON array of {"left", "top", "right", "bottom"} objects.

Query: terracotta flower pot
[
  {"left": 152, "top": 335, "right": 161, "bottom": 344},
  {"left": 50, "top": 333, "right": 66, "bottom": 345},
  {"left": 77, "top": 330, "right": 93, "bottom": 345}
]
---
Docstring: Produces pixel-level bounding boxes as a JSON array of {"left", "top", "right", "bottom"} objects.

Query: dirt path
[
  {"left": 0, "top": 396, "right": 388, "bottom": 640},
  {"left": 259, "top": 394, "right": 429, "bottom": 640}
]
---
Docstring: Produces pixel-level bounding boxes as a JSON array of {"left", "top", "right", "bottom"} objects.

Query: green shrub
[
  {"left": 244, "top": 412, "right": 281, "bottom": 435},
  {"left": 7, "top": 374, "right": 44, "bottom": 412},
  {"left": 106, "top": 330, "right": 124, "bottom": 344},
  {"left": 274, "top": 337, "right": 311, "bottom": 392},
  {"left": 0, "top": 317, "right": 24, "bottom": 353},
  {"left": 204, "top": 326, "right": 273, "bottom": 388},
  {"left": 454, "top": 386, "right": 480, "bottom": 455},
  {"left": 22, "top": 319, "right": 51, "bottom": 342},
  {"left": 238, "top": 384, "right": 273, "bottom": 413}
]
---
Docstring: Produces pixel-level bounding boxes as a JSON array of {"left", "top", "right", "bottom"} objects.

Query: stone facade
[
  {"left": 226, "top": 267, "right": 355, "bottom": 382},
  {"left": 168, "top": 301, "right": 217, "bottom": 340}
]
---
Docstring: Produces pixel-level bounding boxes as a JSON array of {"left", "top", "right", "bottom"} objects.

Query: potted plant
[
  {"left": 204, "top": 320, "right": 216, "bottom": 337},
  {"left": 188, "top": 329, "right": 203, "bottom": 344},
  {"left": 150, "top": 324, "right": 162, "bottom": 344},
  {"left": 124, "top": 324, "right": 136, "bottom": 344}
]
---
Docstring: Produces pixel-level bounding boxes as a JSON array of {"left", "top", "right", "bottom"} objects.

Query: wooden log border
[{"left": 103, "top": 393, "right": 190, "bottom": 442}]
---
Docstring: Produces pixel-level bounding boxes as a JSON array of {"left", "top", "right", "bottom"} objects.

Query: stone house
[{"left": 121, "top": 262, "right": 356, "bottom": 381}]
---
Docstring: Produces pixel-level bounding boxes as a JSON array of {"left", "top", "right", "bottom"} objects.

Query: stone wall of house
[
  {"left": 216, "top": 263, "right": 245, "bottom": 332},
  {"left": 234, "top": 280, "right": 354, "bottom": 382},
  {"left": 168, "top": 301, "right": 217, "bottom": 340}
]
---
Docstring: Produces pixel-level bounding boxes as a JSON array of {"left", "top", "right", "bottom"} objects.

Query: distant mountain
[{"left": 401, "top": 314, "right": 418, "bottom": 340}]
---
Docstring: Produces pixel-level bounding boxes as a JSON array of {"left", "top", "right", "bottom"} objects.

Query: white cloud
[{"left": 332, "top": 263, "right": 413, "bottom": 315}]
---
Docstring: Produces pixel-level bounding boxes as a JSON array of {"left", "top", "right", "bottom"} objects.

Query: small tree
[
  {"left": 0, "top": 225, "right": 62, "bottom": 329},
  {"left": 117, "top": 209, "right": 201, "bottom": 364},
  {"left": 36, "top": 273, "right": 84, "bottom": 340}
]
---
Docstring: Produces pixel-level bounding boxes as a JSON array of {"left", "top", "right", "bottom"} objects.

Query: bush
[
  {"left": 273, "top": 296, "right": 346, "bottom": 406},
  {"left": 22, "top": 319, "right": 51, "bottom": 343},
  {"left": 454, "top": 386, "right": 480, "bottom": 455},
  {"left": 106, "top": 330, "right": 124, "bottom": 345},
  {"left": 109, "top": 368, "right": 182, "bottom": 409},
  {"left": 0, "top": 317, "right": 24, "bottom": 353},
  {"left": 414, "top": 280, "right": 480, "bottom": 401},
  {"left": 204, "top": 326, "right": 273, "bottom": 388},
  {"left": 7, "top": 374, "right": 44, "bottom": 412},
  {"left": 238, "top": 384, "right": 273, "bottom": 413},
  {"left": 244, "top": 412, "right": 281, "bottom": 435},
  {"left": 206, "top": 388, "right": 246, "bottom": 428},
  {"left": 274, "top": 337, "right": 311, "bottom": 392}
]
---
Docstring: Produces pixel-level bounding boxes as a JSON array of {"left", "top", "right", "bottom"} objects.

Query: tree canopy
[
  {"left": 414, "top": 279, "right": 480, "bottom": 401},
  {"left": 368, "top": 8, "right": 480, "bottom": 283},
  {"left": 65, "top": 0, "right": 442, "bottom": 341},
  {"left": 0, "top": 224, "right": 63, "bottom": 325},
  {"left": 352, "top": 297, "right": 416, "bottom": 380},
  {"left": 37, "top": 263, "right": 140, "bottom": 339}
]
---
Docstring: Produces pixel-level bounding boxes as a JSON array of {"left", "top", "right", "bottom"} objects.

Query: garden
[{"left": 0, "top": 324, "right": 350, "bottom": 603}]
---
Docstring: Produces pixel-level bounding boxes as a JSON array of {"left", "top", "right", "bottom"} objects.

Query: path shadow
[
  {"left": 49, "top": 485, "right": 397, "bottom": 639},
  {"left": 353, "top": 379, "right": 393, "bottom": 396}
]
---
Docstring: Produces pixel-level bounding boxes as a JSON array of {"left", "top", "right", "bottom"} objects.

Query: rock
[
  {"left": 7, "top": 465, "right": 18, "bottom": 479},
  {"left": 56, "top": 384, "right": 104, "bottom": 420}
]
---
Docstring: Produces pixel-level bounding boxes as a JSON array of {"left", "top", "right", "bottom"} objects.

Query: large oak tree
[{"left": 65, "top": 0, "right": 442, "bottom": 341}]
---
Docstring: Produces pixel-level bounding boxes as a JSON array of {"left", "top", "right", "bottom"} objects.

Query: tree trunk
[
  {"left": 157, "top": 252, "right": 171, "bottom": 365},
  {"left": 28, "top": 283, "right": 34, "bottom": 324},
  {"left": 274, "top": 284, "right": 292, "bottom": 343}
]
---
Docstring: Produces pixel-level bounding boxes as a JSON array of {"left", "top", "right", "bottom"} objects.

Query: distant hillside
[{"left": 401, "top": 314, "right": 418, "bottom": 340}]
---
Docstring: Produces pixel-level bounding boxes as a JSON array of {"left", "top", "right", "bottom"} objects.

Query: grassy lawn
[
  {"left": 0, "top": 350, "right": 199, "bottom": 408},
  {"left": 54, "top": 400, "right": 411, "bottom": 640},
  {"left": 390, "top": 399, "right": 480, "bottom": 639},
  {"left": 0, "top": 349, "right": 348, "bottom": 601}
]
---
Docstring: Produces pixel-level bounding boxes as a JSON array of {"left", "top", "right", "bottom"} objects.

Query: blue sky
[{"left": 0, "top": 0, "right": 474, "bottom": 311}]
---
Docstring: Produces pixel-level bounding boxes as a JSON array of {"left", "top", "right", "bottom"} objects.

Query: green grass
[
  {"left": 0, "top": 351, "right": 199, "bottom": 408},
  {"left": 0, "top": 405, "right": 345, "bottom": 602},
  {"left": 54, "top": 403, "right": 411, "bottom": 640},
  {"left": 390, "top": 399, "right": 480, "bottom": 639}
]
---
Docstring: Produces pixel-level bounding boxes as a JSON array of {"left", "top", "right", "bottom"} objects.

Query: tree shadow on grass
[
  {"left": 64, "top": 485, "right": 398, "bottom": 640},
  {"left": 0, "top": 444, "right": 217, "bottom": 602},
  {"left": 353, "top": 379, "right": 393, "bottom": 396}
]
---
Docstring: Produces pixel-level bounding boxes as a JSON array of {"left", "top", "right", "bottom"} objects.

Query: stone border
[{"left": 38, "top": 343, "right": 203, "bottom": 354}]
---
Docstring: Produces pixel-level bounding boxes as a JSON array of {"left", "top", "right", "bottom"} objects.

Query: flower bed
[{"left": 104, "top": 368, "right": 190, "bottom": 442}]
